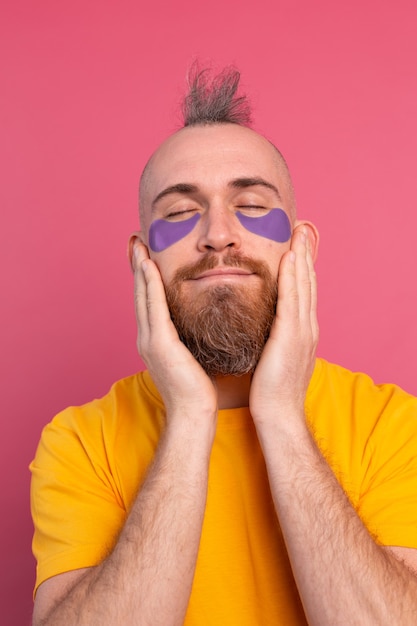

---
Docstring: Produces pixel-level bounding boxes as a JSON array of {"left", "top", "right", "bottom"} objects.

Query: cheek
[
  {"left": 150, "top": 253, "right": 176, "bottom": 287},
  {"left": 149, "top": 214, "right": 200, "bottom": 252},
  {"left": 236, "top": 208, "right": 291, "bottom": 243}
]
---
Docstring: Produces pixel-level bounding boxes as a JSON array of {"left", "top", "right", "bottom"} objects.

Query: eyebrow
[
  {"left": 151, "top": 176, "right": 281, "bottom": 210},
  {"left": 229, "top": 177, "right": 282, "bottom": 200},
  {"left": 151, "top": 183, "right": 199, "bottom": 209}
]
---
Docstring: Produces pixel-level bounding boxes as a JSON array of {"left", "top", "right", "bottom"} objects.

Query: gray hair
[{"left": 182, "top": 64, "right": 252, "bottom": 127}]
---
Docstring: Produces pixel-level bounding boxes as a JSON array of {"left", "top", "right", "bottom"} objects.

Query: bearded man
[{"left": 31, "top": 67, "right": 417, "bottom": 625}]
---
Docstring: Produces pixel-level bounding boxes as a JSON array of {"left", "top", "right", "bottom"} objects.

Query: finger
[
  {"left": 133, "top": 242, "right": 151, "bottom": 340},
  {"left": 291, "top": 227, "right": 311, "bottom": 324},
  {"left": 140, "top": 258, "right": 174, "bottom": 335},
  {"left": 131, "top": 240, "right": 150, "bottom": 269},
  {"left": 306, "top": 236, "right": 319, "bottom": 342},
  {"left": 276, "top": 248, "right": 298, "bottom": 326}
]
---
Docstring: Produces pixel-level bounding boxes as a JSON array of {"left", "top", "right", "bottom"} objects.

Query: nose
[{"left": 197, "top": 207, "right": 242, "bottom": 253}]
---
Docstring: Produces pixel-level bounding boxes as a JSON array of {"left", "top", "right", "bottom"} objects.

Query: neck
[{"left": 215, "top": 373, "right": 252, "bottom": 410}]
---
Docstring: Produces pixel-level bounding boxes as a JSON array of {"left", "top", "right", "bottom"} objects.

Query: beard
[{"left": 164, "top": 250, "right": 278, "bottom": 377}]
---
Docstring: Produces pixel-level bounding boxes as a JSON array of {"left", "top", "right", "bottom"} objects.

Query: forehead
[{"left": 140, "top": 124, "right": 288, "bottom": 223}]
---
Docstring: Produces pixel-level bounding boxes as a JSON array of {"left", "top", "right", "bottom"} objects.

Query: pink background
[{"left": 2, "top": 0, "right": 417, "bottom": 621}]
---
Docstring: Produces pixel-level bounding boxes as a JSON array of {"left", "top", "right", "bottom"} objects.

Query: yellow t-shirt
[{"left": 30, "top": 358, "right": 417, "bottom": 624}]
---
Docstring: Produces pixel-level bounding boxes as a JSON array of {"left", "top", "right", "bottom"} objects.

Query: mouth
[{"left": 192, "top": 267, "right": 255, "bottom": 281}]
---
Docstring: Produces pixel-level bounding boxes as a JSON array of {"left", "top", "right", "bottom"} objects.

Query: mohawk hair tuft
[{"left": 182, "top": 63, "right": 253, "bottom": 127}]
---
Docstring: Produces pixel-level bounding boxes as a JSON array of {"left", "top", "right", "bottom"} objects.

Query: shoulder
[
  {"left": 30, "top": 370, "right": 166, "bottom": 506},
  {"left": 308, "top": 357, "right": 417, "bottom": 417},
  {"left": 36, "top": 371, "right": 163, "bottom": 448},
  {"left": 306, "top": 358, "right": 417, "bottom": 487}
]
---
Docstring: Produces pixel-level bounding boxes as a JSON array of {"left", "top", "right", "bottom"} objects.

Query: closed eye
[
  {"left": 165, "top": 208, "right": 198, "bottom": 221},
  {"left": 236, "top": 205, "right": 271, "bottom": 216}
]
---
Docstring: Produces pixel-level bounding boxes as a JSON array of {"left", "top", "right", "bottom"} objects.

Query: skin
[{"left": 33, "top": 124, "right": 417, "bottom": 625}]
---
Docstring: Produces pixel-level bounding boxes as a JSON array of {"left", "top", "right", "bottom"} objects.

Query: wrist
[
  {"left": 165, "top": 407, "right": 218, "bottom": 446},
  {"left": 254, "top": 408, "right": 310, "bottom": 452}
]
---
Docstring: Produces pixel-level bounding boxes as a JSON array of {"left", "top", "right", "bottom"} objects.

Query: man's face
[
  {"left": 138, "top": 124, "right": 299, "bottom": 376},
  {"left": 140, "top": 124, "right": 296, "bottom": 284}
]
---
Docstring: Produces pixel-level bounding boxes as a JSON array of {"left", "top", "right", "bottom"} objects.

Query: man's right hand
[{"left": 132, "top": 239, "right": 218, "bottom": 425}]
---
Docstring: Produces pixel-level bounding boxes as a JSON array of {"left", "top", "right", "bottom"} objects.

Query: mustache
[{"left": 172, "top": 250, "right": 272, "bottom": 282}]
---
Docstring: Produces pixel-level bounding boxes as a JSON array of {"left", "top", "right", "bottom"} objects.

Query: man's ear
[
  {"left": 293, "top": 219, "right": 319, "bottom": 263},
  {"left": 127, "top": 231, "right": 148, "bottom": 271}
]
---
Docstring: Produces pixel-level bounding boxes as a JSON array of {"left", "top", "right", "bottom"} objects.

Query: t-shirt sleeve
[
  {"left": 30, "top": 406, "right": 127, "bottom": 594},
  {"left": 307, "top": 361, "right": 417, "bottom": 551},
  {"left": 356, "top": 393, "right": 417, "bottom": 548}
]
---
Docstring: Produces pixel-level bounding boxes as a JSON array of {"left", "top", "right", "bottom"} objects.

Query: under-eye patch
[
  {"left": 149, "top": 213, "right": 201, "bottom": 252},
  {"left": 236, "top": 208, "right": 291, "bottom": 243},
  {"left": 148, "top": 207, "right": 291, "bottom": 252}
]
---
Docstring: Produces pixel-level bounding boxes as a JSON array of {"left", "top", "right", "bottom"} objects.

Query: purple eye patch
[
  {"left": 149, "top": 213, "right": 201, "bottom": 253},
  {"left": 236, "top": 208, "right": 291, "bottom": 243},
  {"left": 148, "top": 208, "right": 291, "bottom": 252}
]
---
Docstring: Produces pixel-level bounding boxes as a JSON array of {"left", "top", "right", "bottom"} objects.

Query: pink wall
[{"left": 2, "top": 0, "right": 417, "bottom": 621}]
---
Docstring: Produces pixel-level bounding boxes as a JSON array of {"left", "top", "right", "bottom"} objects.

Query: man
[{"left": 31, "top": 67, "right": 417, "bottom": 625}]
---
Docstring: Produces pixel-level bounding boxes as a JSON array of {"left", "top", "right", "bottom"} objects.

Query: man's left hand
[{"left": 249, "top": 225, "right": 318, "bottom": 432}]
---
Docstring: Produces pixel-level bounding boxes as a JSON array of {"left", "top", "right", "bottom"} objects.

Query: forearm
[
  {"left": 38, "top": 416, "right": 215, "bottom": 626},
  {"left": 257, "top": 418, "right": 417, "bottom": 626}
]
